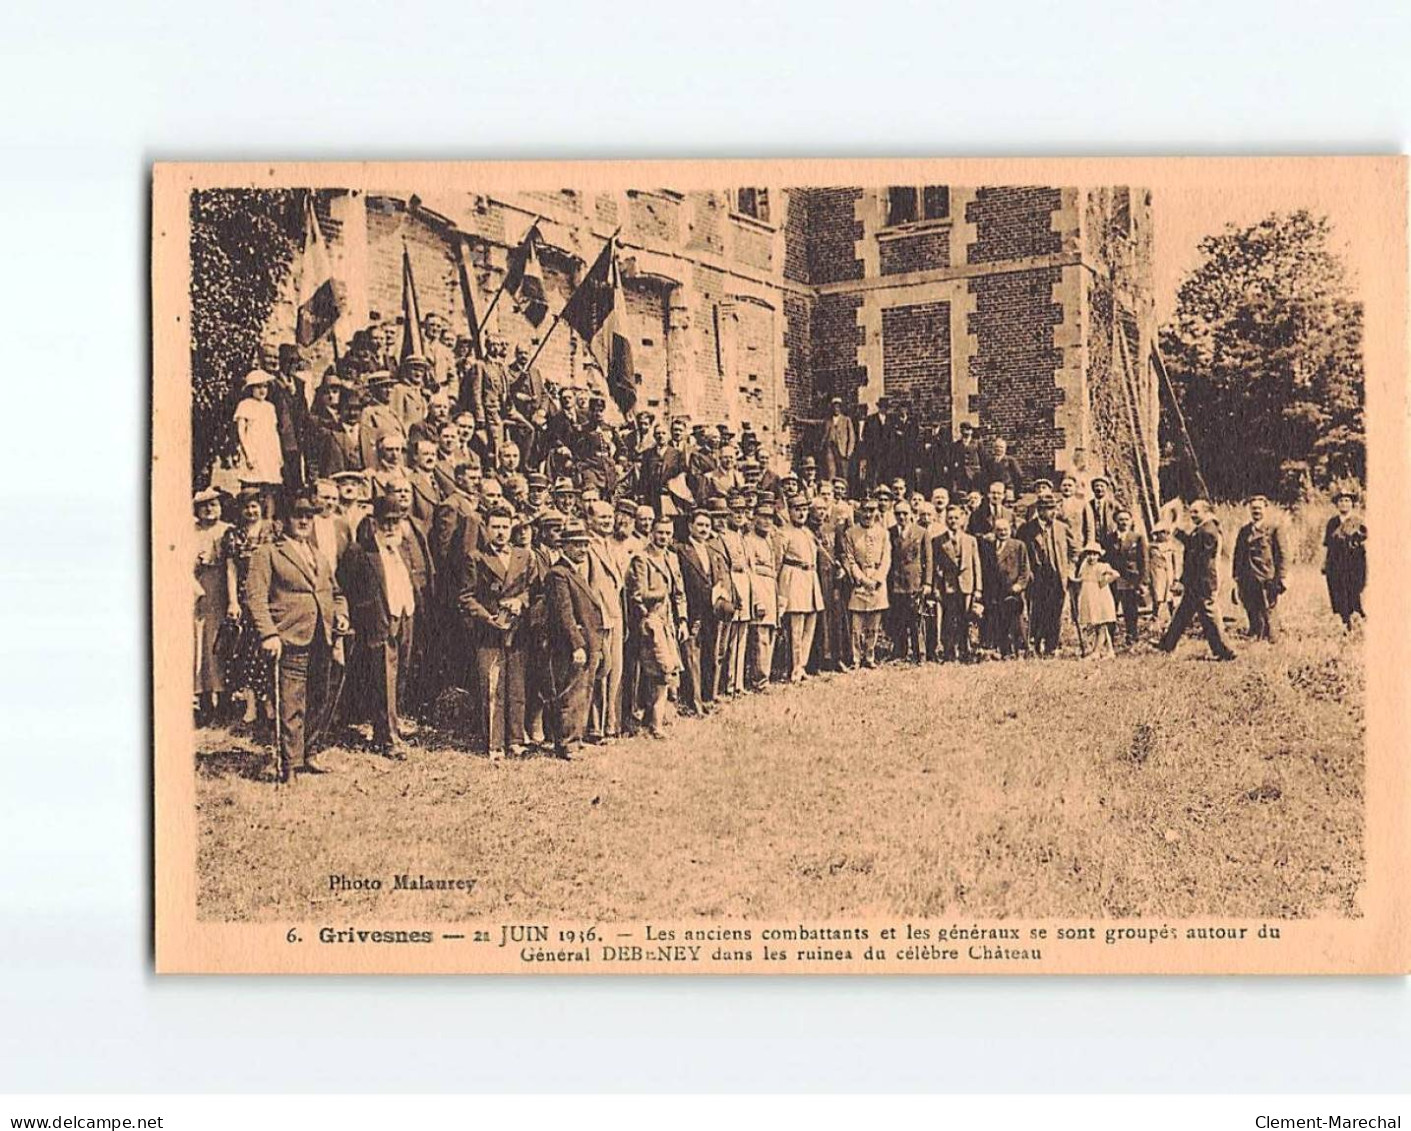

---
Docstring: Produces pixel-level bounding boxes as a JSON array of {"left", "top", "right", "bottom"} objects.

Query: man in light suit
[
  {"left": 931, "top": 504, "right": 981, "bottom": 662},
  {"left": 243, "top": 496, "right": 349, "bottom": 779},
  {"left": 820, "top": 396, "right": 856, "bottom": 485},
  {"left": 584, "top": 500, "right": 627, "bottom": 741}
]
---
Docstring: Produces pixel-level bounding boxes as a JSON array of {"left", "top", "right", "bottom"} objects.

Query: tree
[
  {"left": 189, "top": 188, "right": 299, "bottom": 482},
  {"left": 1159, "top": 210, "right": 1364, "bottom": 501}
]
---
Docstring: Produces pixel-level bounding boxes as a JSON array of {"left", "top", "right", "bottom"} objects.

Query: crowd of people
[{"left": 190, "top": 314, "right": 1370, "bottom": 780}]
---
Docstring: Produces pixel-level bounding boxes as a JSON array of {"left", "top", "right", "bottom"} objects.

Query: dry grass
[{"left": 196, "top": 563, "right": 1363, "bottom": 923}]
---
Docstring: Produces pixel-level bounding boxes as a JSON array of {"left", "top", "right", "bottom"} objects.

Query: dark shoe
[
  {"left": 297, "top": 762, "right": 327, "bottom": 776},
  {"left": 1216, "top": 650, "right": 1238, "bottom": 662}
]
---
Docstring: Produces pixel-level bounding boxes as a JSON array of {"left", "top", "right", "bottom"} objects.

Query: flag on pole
[
  {"left": 399, "top": 241, "right": 425, "bottom": 363},
  {"left": 505, "top": 224, "right": 549, "bottom": 327},
  {"left": 454, "top": 238, "right": 485, "bottom": 361},
  {"left": 296, "top": 192, "right": 345, "bottom": 347},
  {"left": 561, "top": 235, "right": 636, "bottom": 415}
]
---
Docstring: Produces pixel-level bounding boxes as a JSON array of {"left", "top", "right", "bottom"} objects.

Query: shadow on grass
[{"left": 196, "top": 746, "right": 270, "bottom": 782}]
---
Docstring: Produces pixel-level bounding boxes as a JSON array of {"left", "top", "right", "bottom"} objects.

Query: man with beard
[{"left": 338, "top": 495, "right": 418, "bottom": 759}]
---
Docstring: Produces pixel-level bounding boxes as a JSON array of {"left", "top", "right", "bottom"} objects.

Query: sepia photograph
[{"left": 152, "top": 158, "right": 1406, "bottom": 974}]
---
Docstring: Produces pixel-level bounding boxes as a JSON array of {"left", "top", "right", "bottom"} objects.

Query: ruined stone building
[{"left": 272, "top": 183, "right": 1161, "bottom": 513}]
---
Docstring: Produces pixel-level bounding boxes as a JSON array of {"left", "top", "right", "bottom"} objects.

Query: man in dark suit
[
  {"left": 887, "top": 499, "right": 931, "bottom": 662},
  {"left": 1160, "top": 499, "right": 1238, "bottom": 660},
  {"left": 1019, "top": 494, "right": 1080, "bottom": 656},
  {"left": 930, "top": 504, "right": 981, "bottom": 662},
  {"left": 950, "top": 421, "right": 985, "bottom": 497},
  {"left": 981, "top": 436, "right": 1025, "bottom": 500},
  {"left": 406, "top": 438, "right": 444, "bottom": 530},
  {"left": 243, "top": 496, "right": 349, "bottom": 779},
  {"left": 1088, "top": 475, "right": 1123, "bottom": 554},
  {"left": 859, "top": 397, "right": 892, "bottom": 490},
  {"left": 338, "top": 495, "right": 418, "bottom": 757},
  {"left": 675, "top": 508, "right": 728, "bottom": 713},
  {"left": 458, "top": 503, "right": 535, "bottom": 758},
  {"left": 544, "top": 521, "right": 605, "bottom": 758},
  {"left": 1232, "top": 494, "right": 1289, "bottom": 643},
  {"left": 1107, "top": 507, "right": 1150, "bottom": 644},
  {"left": 984, "top": 514, "right": 1032, "bottom": 657},
  {"left": 967, "top": 480, "right": 1014, "bottom": 543}
]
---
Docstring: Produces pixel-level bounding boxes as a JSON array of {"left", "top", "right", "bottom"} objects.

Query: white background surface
[{"left": 1, "top": 0, "right": 1408, "bottom": 1094}]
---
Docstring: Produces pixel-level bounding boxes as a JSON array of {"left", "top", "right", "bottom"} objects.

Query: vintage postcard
[{"left": 152, "top": 157, "right": 1408, "bottom": 974}]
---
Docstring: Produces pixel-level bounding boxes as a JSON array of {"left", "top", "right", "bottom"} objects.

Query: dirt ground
[{"left": 195, "top": 563, "right": 1364, "bottom": 923}]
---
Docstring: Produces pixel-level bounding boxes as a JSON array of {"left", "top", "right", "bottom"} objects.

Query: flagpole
[
  {"left": 526, "top": 227, "right": 621, "bottom": 373},
  {"left": 477, "top": 215, "right": 550, "bottom": 349}
]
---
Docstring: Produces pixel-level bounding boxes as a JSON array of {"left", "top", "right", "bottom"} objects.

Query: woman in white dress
[{"left": 233, "top": 369, "right": 283, "bottom": 490}]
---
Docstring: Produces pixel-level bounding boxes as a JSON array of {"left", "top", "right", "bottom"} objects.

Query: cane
[{"left": 271, "top": 650, "right": 290, "bottom": 786}]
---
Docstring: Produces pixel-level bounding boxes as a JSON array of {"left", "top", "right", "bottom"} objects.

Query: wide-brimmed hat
[
  {"left": 192, "top": 487, "right": 223, "bottom": 508},
  {"left": 242, "top": 369, "right": 272, "bottom": 390}
]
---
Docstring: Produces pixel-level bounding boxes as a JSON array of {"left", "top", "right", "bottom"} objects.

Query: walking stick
[{"left": 269, "top": 650, "right": 288, "bottom": 785}]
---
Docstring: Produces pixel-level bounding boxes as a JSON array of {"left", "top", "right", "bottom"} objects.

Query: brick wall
[
  {"left": 627, "top": 192, "right": 681, "bottom": 245},
  {"left": 881, "top": 302, "right": 952, "bottom": 434},
  {"left": 624, "top": 284, "right": 669, "bottom": 411},
  {"left": 878, "top": 228, "right": 951, "bottom": 276},
  {"left": 806, "top": 188, "right": 863, "bottom": 284},
  {"left": 686, "top": 192, "right": 726, "bottom": 256},
  {"left": 734, "top": 299, "right": 779, "bottom": 450},
  {"left": 732, "top": 219, "right": 773, "bottom": 272},
  {"left": 782, "top": 292, "right": 812, "bottom": 450},
  {"left": 366, "top": 207, "right": 464, "bottom": 334},
  {"left": 966, "top": 187, "right": 1063, "bottom": 264},
  {"left": 967, "top": 267, "right": 1064, "bottom": 475},
  {"left": 690, "top": 262, "right": 728, "bottom": 422},
  {"left": 811, "top": 292, "right": 864, "bottom": 407},
  {"left": 782, "top": 188, "right": 810, "bottom": 283}
]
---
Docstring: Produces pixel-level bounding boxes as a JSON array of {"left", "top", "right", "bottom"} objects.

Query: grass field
[{"left": 195, "top": 561, "right": 1364, "bottom": 923}]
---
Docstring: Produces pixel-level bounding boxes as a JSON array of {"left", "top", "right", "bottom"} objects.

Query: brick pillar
[{"left": 665, "top": 286, "right": 693, "bottom": 422}]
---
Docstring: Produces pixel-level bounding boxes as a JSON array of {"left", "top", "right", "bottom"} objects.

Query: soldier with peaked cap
[
  {"left": 775, "top": 493, "right": 825, "bottom": 682},
  {"left": 543, "top": 520, "right": 605, "bottom": 758},
  {"left": 712, "top": 493, "right": 754, "bottom": 697},
  {"left": 839, "top": 495, "right": 891, "bottom": 669},
  {"left": 743, "top": 498, "right": 784, "bottom": 690}
]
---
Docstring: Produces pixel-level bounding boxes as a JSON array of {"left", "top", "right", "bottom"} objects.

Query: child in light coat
[{"left": 1074, "top": 541, "right": 1119, "bottom": 659}]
